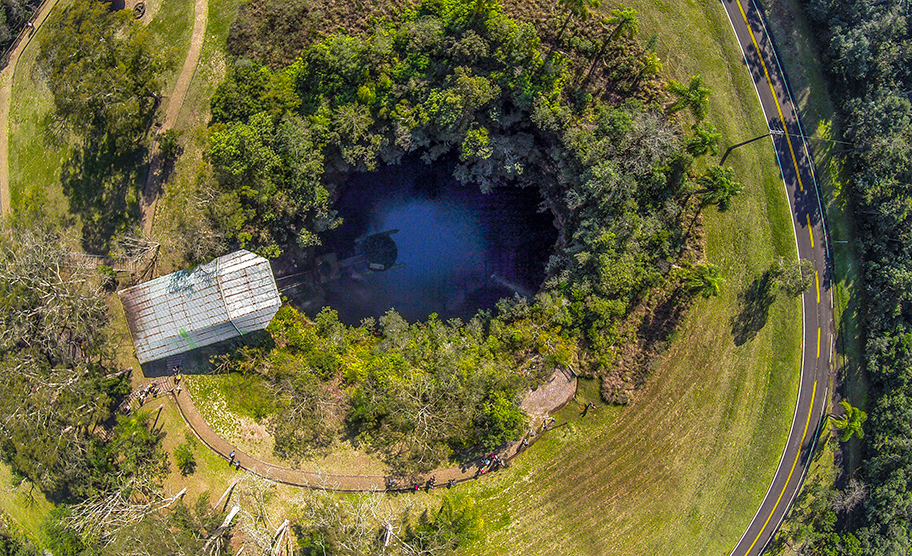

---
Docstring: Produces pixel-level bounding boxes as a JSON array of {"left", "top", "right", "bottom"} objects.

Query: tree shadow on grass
[
  {"left": 61, "top": 140, "right": 147, "bottom": 254},
  {"left": 731, "top": 270, "right": 777, "bottom": 346}
]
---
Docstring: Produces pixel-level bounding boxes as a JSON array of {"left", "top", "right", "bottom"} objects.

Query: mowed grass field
[{"left": 458, "top": 0, "right": 802, "bottom": 554}]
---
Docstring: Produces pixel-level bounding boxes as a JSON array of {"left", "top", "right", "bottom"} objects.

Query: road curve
[{"left": 720, "top": 0, "right": 834, "bottom": 554}]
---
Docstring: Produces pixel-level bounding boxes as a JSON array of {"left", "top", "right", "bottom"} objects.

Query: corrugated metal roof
[{"left": 119, "top": 250, "right": 281, "bottom": 364}]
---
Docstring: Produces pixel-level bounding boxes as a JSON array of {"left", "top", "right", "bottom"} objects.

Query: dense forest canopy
[
  {"left": 786, "top": 0, "right": 912, "bottom": 552},
  {"left": 0, "top": 227, "right": 167, "bottom": 500},
  {"left": 206, "top": 0, "right": 700, "bottom": 325}
]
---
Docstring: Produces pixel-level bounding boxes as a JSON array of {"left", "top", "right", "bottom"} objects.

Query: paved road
[{"left": 720, "top": 0, "right": 834, "bottom": 553}]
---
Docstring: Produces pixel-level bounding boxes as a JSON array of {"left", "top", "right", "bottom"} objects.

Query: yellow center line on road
[
  {"left": 734, "top": 0, "right": 805, "bottom": 192},
  {"left": 806, "top": 215, "right": 815, "bottom": 248},
  {"left": 817, "top": 328, "right": 821, "bottom": 359},
  {"left": 815, "top": 271, "right": 820, "bottom": 303},
  {"left": 745, "top": 381, "right": 817, "bottom": 554}
]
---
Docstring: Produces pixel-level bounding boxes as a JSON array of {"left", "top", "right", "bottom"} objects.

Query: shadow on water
[
  {"left": 731, "top": 270, "right": 777, "bottom": 346},
  {"left": 305, "top": 155, "right": 558, "bottom": 324}
]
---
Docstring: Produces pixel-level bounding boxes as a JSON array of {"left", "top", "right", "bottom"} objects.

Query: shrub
[{"left": 174, "top": 441, "right": 196, "bottom": 476}]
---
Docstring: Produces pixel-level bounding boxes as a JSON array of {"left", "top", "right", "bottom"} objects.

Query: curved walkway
[
  {"left": 721, "top": 0, "right": 835, "bottom": 554},
  {"left": 0, "top": 0, "right": 60, "bottom": 217},
  {"left": 133, "top": 369, "right": 577, "bottom": 492},
  {"left": 140, "top": 0, "right": 208, "bottom": 235}
]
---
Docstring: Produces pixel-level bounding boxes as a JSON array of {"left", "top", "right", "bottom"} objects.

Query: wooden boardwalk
[{"left": 130, "top": 369, "right": 577, "bottom": 493}]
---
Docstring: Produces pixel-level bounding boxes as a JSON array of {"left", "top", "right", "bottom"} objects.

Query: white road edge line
[{"left": 720, "top": 2, "right": 808, "bottom": 554}]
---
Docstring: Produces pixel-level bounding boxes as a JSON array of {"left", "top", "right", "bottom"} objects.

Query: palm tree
[
  {"left": 686, "top": 122, "right": 722, "bottom": 156},
  {"left": 831, "top": 400, "right": 867, "bottom": 442},
  {"left": 666, "top": 74, "right": 712, "bottom": 121},
  {"left": 555, "top": 0, "right": 601, "bottom": 49},
  {"left": 684, "top": 263, "right": 725, "bottom": 298},
  {"left": 634, "top": 50, "right": 663, "bottom": 85},
  {"left": 584, "top": 7, "right": 639, "bottom": 84},
  {"left": 696, "top": 166, "right": 743, "bottom": 210},
  {"left": 608, "top": 6, "right": 639, "bottom": 40}
]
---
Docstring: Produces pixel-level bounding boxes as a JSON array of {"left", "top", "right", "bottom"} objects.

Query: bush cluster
[{"left": 796, "top": 0, "right": 912, "bottom": 552}]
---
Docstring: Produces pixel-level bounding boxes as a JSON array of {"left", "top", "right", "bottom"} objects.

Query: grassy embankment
[{"left": 455, "top": 0, "right": 801, "bottom": 554}]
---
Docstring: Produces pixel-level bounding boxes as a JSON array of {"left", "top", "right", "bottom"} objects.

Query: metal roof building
[{"left": 119, "top": 250, "right": 281, "bottom": 364}]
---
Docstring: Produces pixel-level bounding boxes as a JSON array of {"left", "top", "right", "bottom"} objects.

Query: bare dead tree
[
  {"left": 231, "top": 473, "right": 283, "bottom": 554},
  {"left": 63, "top": 478, "right": 185, "bottom": 544},
  {"left": 832, "top": 478, "right": 868, "bottom": 514},
  {"left": 292, "top": 486, "right": 394, "bottom": 556}
]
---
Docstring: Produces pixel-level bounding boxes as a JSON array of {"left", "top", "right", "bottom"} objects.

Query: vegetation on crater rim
[{"left": 196, "top": 0, "right": 742, "bottom": 470}]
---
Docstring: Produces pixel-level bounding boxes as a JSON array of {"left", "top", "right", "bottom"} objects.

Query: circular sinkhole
[{"left": 302, "top": 154, "right": 558, "bottom": 324}]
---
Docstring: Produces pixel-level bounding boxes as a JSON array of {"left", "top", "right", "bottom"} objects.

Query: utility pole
[{"left": 719, "top": 129, "right": 785, "bottom": 165}]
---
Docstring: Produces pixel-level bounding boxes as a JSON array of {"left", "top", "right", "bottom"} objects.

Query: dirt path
[
  {"left": 139, "top": 0, "right": 208, "bottom": 235},
  {"left": 133, "top": 369, "right": 576, "bottom": 492},
  {"left": 0, "top": 0, "right": 60, "bottom": 217}
]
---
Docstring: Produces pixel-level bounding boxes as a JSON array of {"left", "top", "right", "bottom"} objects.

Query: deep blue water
[{"left": 315, "top": 157, "right": 557, "bottom": 324}]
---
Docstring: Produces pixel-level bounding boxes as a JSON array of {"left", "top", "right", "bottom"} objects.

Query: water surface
[{"left": 315, "top": 157, "right": 557, "bottom": 324}]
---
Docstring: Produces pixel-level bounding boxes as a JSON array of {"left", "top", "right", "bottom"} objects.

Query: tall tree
[
  {"left": 684, "top": 262, "right": 725, "bottom": 298},
  {"left": 584, "top": 7, "right": 639, "bottom": 84},
  {"left": 696, "top": 166, "right": 743, "bottom": 210},
  {"left": 0, "top": 225, "right": 123, "bottom": 496},
  {"left": 555, "top": 0, "right": 601, "bottom": 50},
  {"left": 607, "top": 6, "right": 639, "bottom": 40},
  {"left": 37, "top": 0, "right": 170, "bottom": 149},
  {"left": 666, "top": 74, "right": 712, "bottom": 121},
  {"left": 685, "top": 122, "right": 722, "bottom": 156},
  {"left": 634, "top": 50, "right": 663, "bottom": 86},
  {"left": 770, "top": 257, "right": 815, "bottom": 297},
  {"left": 830, "top": 400, "right": 866, "bottom": 442}
]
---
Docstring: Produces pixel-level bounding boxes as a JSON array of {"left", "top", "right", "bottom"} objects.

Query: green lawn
[
  {"left": 457, "top": 0, "right": 802, "bottom": 553},
  {"left": 0, "top": 464, "right": 55, "bottom": 545}
]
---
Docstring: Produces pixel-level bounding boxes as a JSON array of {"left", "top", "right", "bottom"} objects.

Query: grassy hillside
[{"left": 457, "top": 0, "right": 802, "bottom": 553}]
